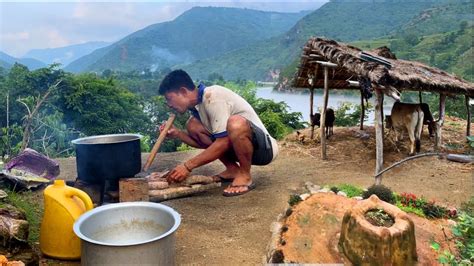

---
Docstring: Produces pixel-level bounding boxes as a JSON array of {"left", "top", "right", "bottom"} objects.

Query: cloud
[
  {"left": 0, "top": 1, "right": 327, "bottom": 57},
  {"left": 1, "top": 31, "right": 30, "bottom": 42}
]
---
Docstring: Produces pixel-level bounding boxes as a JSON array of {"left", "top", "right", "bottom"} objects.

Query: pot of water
[{"left": 73, "top": 202, "right": 181, "bottom": 265}]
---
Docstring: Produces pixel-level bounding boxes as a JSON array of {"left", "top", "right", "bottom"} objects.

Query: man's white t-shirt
[{"left": 193, "top": 85, "right": 279, "bottom": 161}]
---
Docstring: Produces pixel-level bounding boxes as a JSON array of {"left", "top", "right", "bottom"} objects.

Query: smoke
[{"left": 150, "top": 45, "right": 194, "bottom": 71}]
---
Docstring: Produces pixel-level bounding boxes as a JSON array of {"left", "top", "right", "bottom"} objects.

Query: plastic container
[{"left": 40, "top": 180, "right": 93, "bottom": 259}]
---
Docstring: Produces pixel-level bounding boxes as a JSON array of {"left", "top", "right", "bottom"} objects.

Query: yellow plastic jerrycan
[{"left": 40, "top": 179, "right": 93, "bottom": 259}]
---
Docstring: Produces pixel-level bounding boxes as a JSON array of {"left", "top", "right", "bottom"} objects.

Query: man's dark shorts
[{"left": 249, "top": 121, "right": 273, "bottom": 166}]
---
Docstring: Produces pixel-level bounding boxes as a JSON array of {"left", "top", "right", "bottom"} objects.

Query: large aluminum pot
[
  {"left": 71, "top": 134, "right": 142, "bottom": 184},
  {"left": 73, "top": 202, "right": 181, "bottom": 265}
]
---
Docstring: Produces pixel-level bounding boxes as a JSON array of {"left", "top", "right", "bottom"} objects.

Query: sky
[{"left": 0, "top": 1, "right": 328, "bottom": 58}]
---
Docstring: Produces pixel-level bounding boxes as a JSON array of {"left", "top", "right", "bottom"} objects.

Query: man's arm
[
  {"left": 160, "top": 123, "right": 202, "bottom": 148},
  {"left": 167, "top": 137, "right": 232, "bottom": 182}
]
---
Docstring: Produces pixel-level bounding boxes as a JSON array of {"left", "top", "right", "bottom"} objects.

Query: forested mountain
[
  {"left": 352, "top": 26, "right": 474, "bottom": 82},
  {"left": 185, "top": 0, "right": 471, "bottom": 80},
  {"left": 24, "top": 41, "right": 110, "bottom": 67},
  {"left": 65, "top": 7, "right": 308, "bottom": 73},
  {"left": 397, "top": 0, "right": 473, "bottom": 36},
  {"left": 0, "top": 51, "right": 46, "bottom": 70}
]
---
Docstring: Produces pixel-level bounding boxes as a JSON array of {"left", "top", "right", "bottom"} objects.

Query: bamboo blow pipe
[{"left": 143, "top": 113, "right": 176, "bottom": 171}]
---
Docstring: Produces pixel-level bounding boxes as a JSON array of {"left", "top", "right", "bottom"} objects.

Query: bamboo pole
[
  {"left": 310, "top": 87, "right": 315, "bottom": 139},
  {"left": 374, "top": 88, "right": 384, "bottom": 185},
  {"left": 435, "top": 94, "right": 446, "bottom": 150},
  {"left": 466, "top": 95, "right": 471, "bottom": 137},
  {"left": 143, "top": 114, "right": 176, "bottom": 171},
  {"left": 360, "top": 91, "right": 365, "bottom": 130},
  {"left": 321, "top": 66, "right": 329, "bottom": 160}
]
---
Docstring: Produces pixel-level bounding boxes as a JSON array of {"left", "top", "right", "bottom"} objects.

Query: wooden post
[
  {"left": 374, "top": 88, "right": 384, "bottom": 185},
  {"left": 466, "top": 95, "right": 471, "bottom": 136},
  {"left": 310, "top": 88, "right": 315, "bottom": 139},
  {"left": 419, "top": 91, "right": 423, "bottom": 103},
  {"left": 360, "top": 91, "right": 365, "bottom": 130},
  {"left": 119, "top": 177, "right": 149, "bottom": 202},
  {"left": 321, "top": 67, "right": 329, "bottom": 160},
  {"left": 435, "top": 94, "right": 446, "bottom": 150}
]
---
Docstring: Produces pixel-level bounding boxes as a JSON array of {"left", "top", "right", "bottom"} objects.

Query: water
[
  {"left": 91, "top": 219, "right": 166, "bottom": 245},
  {"left": 256, "top": 87, "right": 396, "bottom": 125}
]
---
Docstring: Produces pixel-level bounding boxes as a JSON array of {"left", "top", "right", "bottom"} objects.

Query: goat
[{"left": 310, "top": 108, "right": 335, "bottom": 138}]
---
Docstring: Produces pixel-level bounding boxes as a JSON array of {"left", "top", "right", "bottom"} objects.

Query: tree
[{"left": 60, "top": 74, "right": 149, "bottom": 136}]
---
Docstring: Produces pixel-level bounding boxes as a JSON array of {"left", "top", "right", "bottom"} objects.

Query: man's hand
[
  {"left": 159, "top": 123, "right": 179, "bottom": 138},
  {"left": 167, "top": 164, "right": 191, "bottom": 183}
]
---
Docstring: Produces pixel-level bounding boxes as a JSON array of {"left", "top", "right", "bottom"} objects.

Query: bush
[
  {"left": 288, "top": 194, "right": 302, "bottom": 206},
  {"left": 333, "top": 102, "right": 371, "bottom": 127},
  {"left": 421, "top": 201, "right": 448, "bottom": 219},
  {"left": 363, "top": 184, "right": 395, "bottom": 203}
]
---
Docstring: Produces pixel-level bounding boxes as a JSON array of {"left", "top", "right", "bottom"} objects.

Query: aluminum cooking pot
[
  {"left": 71, "top": 134, "right": 142, "bottom": 184},
  {"left": 73, "top": 202, "right": 181, "bottom": 265}
]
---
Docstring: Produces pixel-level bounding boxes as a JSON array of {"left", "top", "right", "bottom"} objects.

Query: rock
[
  {"left": 353, "top": 196, "right": 363, "bottom": 201},
  {"left": 447, "top": 219, "right": 457, "bottom": 227},
  {"left": 299, "top": 193, "right": 310, "bottom": 201},
  {"left": 337, "top": 191, "right": 347, "bottom": 197},
  {"left": 318, "top": 188, "right": 330, "bottom": 193},
  {"left": 270, "top": 222, "right": 282, "bottom": 234},
  {"left": 305, "top": 182, "right": 321, "bottom": 194},
  {"left": 0, "top": 190, "right": 7, "bottom": 200}
]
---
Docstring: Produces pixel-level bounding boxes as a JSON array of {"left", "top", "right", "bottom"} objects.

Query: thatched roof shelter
[
  {"left": 293, "top": 37, "right": 474, "bottom": 97},
  {"left": 292, "top": 37, "right": 473, "bottom": 185}
]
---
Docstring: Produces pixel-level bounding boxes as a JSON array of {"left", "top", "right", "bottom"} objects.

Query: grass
[
  {"left": 396, "top": 202, "right": 426, "bottom": 217},
  {"left": 3, "top": 189, "right": 44, "bottom": 244},
  {"left": 324, "top": 183, "right": 364, "bottom": 198}
]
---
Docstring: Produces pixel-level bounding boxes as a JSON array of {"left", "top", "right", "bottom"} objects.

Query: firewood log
[
  {"left": 148, "top": 181, "right": 169, "bottom": 190},
  {"left": 149, "top": 182, "right": 221, "bottom": 202},
  {"left": 182, "top": 175, "right": 216, "bottom": 185}
]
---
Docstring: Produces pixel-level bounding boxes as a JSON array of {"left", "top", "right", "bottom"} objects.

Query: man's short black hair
[{"left": 159, "top": 69, "right": 195, "bottom": 95}]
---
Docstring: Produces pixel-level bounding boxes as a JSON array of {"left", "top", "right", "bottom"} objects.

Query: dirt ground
[{"left": 51, "top": 117, "right": 472, "bottom": 265}]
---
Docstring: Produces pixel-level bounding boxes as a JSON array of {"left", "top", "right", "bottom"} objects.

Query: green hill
[
  {"left": 65, "top": 7, "right": 308, "bottom": 73},
  {"left": 179, "top": 0, "right": 472, "bottom": 80},
  {"left": 397, "top": 0, "right": 473, "bottom": 36},
  {"left": 0, "top": 51, "right": 46, "bottom": 70},
  {"left": 352, "top": 26, "right": 474, "bottom": 82}
]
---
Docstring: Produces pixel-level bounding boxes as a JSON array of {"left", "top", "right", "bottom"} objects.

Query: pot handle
[{"left": 66, "top": 187, "right": 94, "bottom": 211}]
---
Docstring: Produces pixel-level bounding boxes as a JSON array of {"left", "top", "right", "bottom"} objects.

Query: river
[{"left": 256, "top": 87, "right": 396, "bottom": 125}]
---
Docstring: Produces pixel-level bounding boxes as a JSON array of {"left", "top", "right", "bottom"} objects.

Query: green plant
[
  {"left": 452, "top": 212, "right": 474, "bottom": 262},
  {"left": 468, "top": 136, "right": 474, "bottom": 153},
  {"left": 363, "top": 184, "right": 395, "bottom": 203},
  {"left": 337, "top": 184, "right": 364, "bottom": 198},
  {"left": 365, "top": 208, "right": 395, "bottom": 227},
  {"left": 288, "top": 194, "right": 302, "bottom": 206},
  {"left": 333, "top": 103, "right": 371, "bottom": 127},
  {"left": 176, "top": 143, "right": 193, "bottom": 152},
  {"left": 396, "top": 203, "right": 426, "bottom": 217},
  {"left": 431, "top": 212, "right": 474, "bottom": 264}
]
